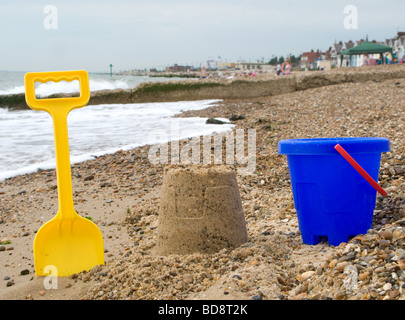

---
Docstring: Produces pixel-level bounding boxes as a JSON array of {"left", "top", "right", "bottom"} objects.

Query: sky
[{"left": 0, "top": 0, "right": 404, "bottom": 72}]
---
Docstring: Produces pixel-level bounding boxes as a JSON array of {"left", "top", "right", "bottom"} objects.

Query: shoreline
[
  {"left": 2, "top": 64, "right": 405, "bottom": 110},
  {"left": 0, "top": 74, "right": 404, "bottom": 300},
  {"left": 0, "top": 99, "right": 231, "bottom": 182}
]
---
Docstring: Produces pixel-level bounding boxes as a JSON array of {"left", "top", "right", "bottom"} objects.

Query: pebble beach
[{"left": 0, "top": 69, "right": 404, "bottom": 300}]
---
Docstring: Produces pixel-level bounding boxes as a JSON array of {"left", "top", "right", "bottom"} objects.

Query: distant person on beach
[
  {"left": 362, "top": 53, "right": 369, "bottom": 66},
  {"left": 392, "top": 52, "right": 398, "bottom": 64},
  {"left": 200, "top": 66, "right": 207, "bottom": 79},
  {"left": 384, "top": 53, "right": 391, "bottom": 65},
  {"left": 275, "top": 64, "right": 282, "bottom": 76},
  {"left": 282, "top": 59, "right": 292, "bottom": 75}
]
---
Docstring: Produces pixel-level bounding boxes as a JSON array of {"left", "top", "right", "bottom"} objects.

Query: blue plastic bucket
[{"left": 278, "top": 137, "right": 390, "bottom": 246}]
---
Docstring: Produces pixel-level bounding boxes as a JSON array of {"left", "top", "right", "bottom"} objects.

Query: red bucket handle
[{"left": 334, "top": 144, "right": 387, "bottom": 198}]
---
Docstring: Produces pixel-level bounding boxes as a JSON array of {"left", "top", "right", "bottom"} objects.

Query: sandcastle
[{"left": 155, "top": 165, "right": 248, "bottom": 255}]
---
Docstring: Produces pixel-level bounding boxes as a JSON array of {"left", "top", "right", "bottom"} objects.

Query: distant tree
[
  {"left": 289, "top": 55, "right": 302, "bottom": 65},
  {"left": 270, "top": 54, "right": 302, "bottom": 65},
  {"left": 269, "top": 56, "right": 278, "bottom": 65}
]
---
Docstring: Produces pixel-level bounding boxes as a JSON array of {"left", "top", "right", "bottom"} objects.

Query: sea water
[
  {"left": 0, "top": 71, "right": 189, "bottom": 97},
  {"left": 0, "top": 72, "right": 230, "bottom": 181},
  {"left": 0, "top": 100, "right": 233, "bottom": 181}
]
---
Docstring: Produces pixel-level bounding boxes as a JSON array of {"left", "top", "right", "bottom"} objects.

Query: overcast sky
[{"left": 1, "top": 0, "right": 404, "bottom": 72}]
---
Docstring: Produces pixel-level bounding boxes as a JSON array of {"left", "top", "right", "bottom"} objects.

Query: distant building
[
  {"left": 331, "top": 40, "right": 366, "bottom": 67},
  {"left": 218, "top": 62, "right": 236, "bottom": 70},
  {"left": 330, "top": 42, "right": 343, "bottom": 67},
  {"left": 165, "top": 64, "right": 191, "bottom": 72},
  {"left": 342, "top": 40, "right": 355, "bottom": 51},
  {"left": 316, "top": 60, "right": 332, "bottom": 70},
  {"left": 331, "top": 32, "right": 405, "bottom": 68},
  {"left": 385, "top": 32, "right": 405, "bottom": 61},
  {"left": 340, "top": 41, "right": 355, "bottom": 67},
  {"left": 299, "top": 50, "right": 321, "bottom": 69},
  {"left": 235, "top": 62, "right": 271, "bottom": 72}
]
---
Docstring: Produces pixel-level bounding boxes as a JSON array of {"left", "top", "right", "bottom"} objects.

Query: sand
[
  {"left": 155, "top": 165, "right": 248, "bottom": 255},
  {"left": 0, "top": 73, "right": 404, "bottom": 300}
]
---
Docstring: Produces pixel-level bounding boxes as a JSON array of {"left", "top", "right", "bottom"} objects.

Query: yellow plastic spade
[{"left": 24, "top": 70, "right": 104, "bottom": 276}]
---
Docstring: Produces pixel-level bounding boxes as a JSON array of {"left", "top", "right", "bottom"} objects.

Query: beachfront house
[
  {"left": 235, "top": 62, "right": 270, "bottom": 72},
  {"left": 299, "top": 50, "right": 321, "bottom": 70},
  {"left": 391, "top": 32, "right": 405, "bottom": 62},
  {"left": 396, "top": 38, "right": 405, "bottom": 61},
  {"left": 339, "top": 41, "right": 355, "bottom": 67},
  {"left": 315, "top": 60, "right": 332, "bottom": 70},
  {"left": 382, "top": 32, "right": 405, "bottom": 62},
  {"left": 330, "top": 42, "right": 343, "bottom": 67},
  {"left": 165, "top": 64, "right": 191, "bottom": 72},
  {"left": 313, "top": 49, "right": 332, "bottom": 70},
  {"left": 218, "top": 62, "right": 236, "bottom": 70},
  {"left": 384, "top": 38, "right": 394, "bottom": 48}
]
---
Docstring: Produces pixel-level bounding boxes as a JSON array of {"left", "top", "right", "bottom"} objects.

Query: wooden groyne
[{"left": 2, "top": 65, "right": 405, "bottom": 110}]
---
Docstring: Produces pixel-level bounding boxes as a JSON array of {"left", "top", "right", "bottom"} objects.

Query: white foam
[
  {"left": 0, "top": 79, "right": 131, "bottom": 97},
  {"left": 0, "top": 100, "right": 233, "bottom": 181},
  {"left": 0, "top": 85, "right": 26, "bottom": 95}
]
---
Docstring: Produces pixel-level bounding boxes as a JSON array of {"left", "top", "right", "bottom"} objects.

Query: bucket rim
[{"left": 278, "top": 137, "right": 390, "bottom": 155}]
